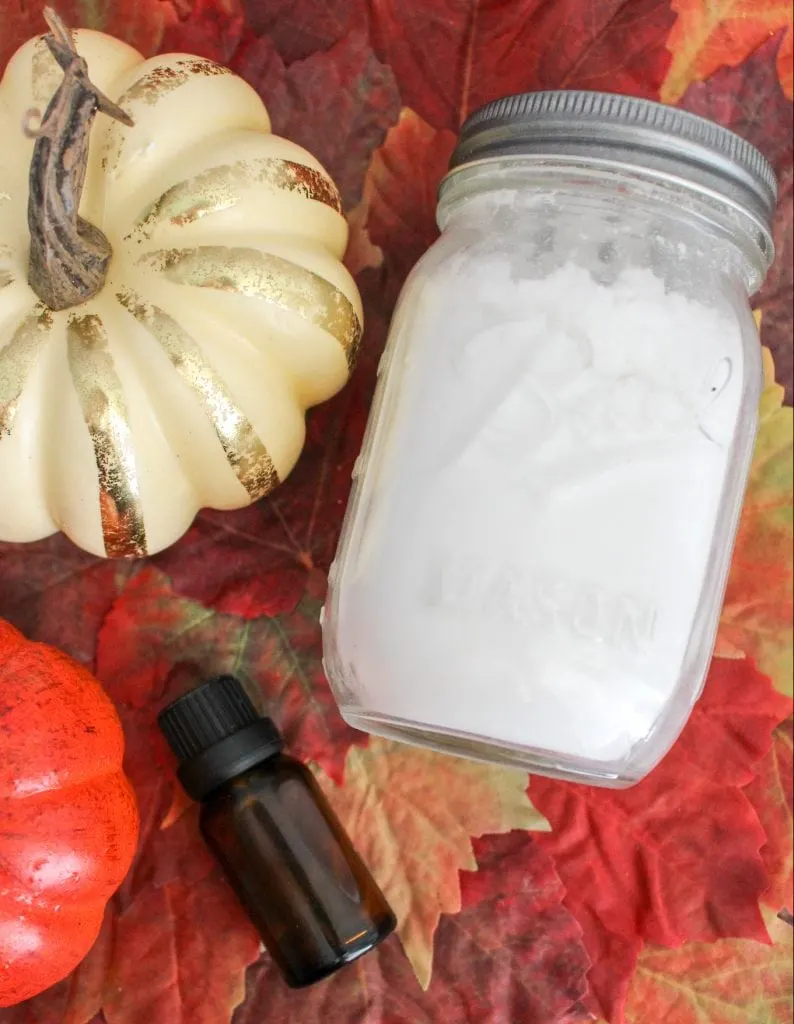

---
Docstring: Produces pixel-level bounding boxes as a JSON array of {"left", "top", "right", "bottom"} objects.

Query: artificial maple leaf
[
  {"left": 622, "top": 911, "right": 794, "bottom": 1024},
  {"left": 105, "top": 879, "right": 255, "bottom": 1024},
  {"left": 99, "top": 801, "right": 256, "bottom": 1024},
  {"left": 103, "top": 865, "right": 259, "bottom": 1024},
  {"left": 0, "top": 535, "right": 131, "bottom": 667},
  {"left": 96, "top": 567, "right": 362, "bottom": 784},
  {"left": 0, "top": 0, "right": 176, "bottom": 70},
  {"left": 363, "top": 108, "right": 457, "bottom": 286},
  {"left": 96, "top": 568, "right": 238, "bottom": 706},
  {"left": 671, "top": 655, "right": 793, "bottom": 788},
  {"left": 313, "top": 737, "right": 549, "bottom": 988},
  {"left": 531, "top": 657, "right": 791, "bottom": 1023},
  {"left": 370, "top": 0, "right": 675, "bottom": 132},
  {"left": 232, "top": 29, "right": 400, "bottom": 209},
  {"left": 680, "top": 31, "right": 793, "bottom": 174},
  {"left": 780, "top": 26, "right": 794, "bottom": 99},
  {"left": 152, "top": 512, "right": 315, "bottom": 621},
  {"left": 233, "top": 833, "right": 590, "bottom": 1024},
  {"left": 746, "top": 718, "right": 794, "bottom": 915},
  {"left": 718, "top": 350, "right": 794, "bottom": 696},
  {"left": 678, "top": 33, "right": 794, "bottom": 405},
  {"left": 159, "top": 0, "right": 246, "bottom": 65},
  {"left": 661, "top": 0, "right": 793, "bottom": 103},
  {"left": 233, "top": 934, "right": 429, "bottom": 1024},
  {"left": 567, "top": 923, "right": 641, "bottom": 1024},
  {"left": 428, "top": 833, "right": 591, "bottom": 1022},
  {"left": 241, "top": 0, "right": 368, "bottom": 65},
  {"left": 756, "top": 165, "right": 794, "bottom": 406},
  {"left": 49, "top": 914, "right": 112, "bottom": 1024},
  {"left": 111, "top": 673, "right": 196, "bottom": 899}
]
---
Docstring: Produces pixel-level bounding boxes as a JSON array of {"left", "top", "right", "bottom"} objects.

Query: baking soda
[{"left": 332, "top": 256, "right": 747, "bottom": 767}]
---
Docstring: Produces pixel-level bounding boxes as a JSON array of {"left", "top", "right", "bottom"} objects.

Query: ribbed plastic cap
[
  {"left": 158, "top": 676, "right": 283, "bottom": 800},
  {"left": 446, "top": 90, "right": 777, "bottom": 230}
]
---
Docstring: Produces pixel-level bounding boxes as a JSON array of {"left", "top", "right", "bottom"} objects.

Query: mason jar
[{"left": 322, "top": 91, "right": 777, "bottom": 786}]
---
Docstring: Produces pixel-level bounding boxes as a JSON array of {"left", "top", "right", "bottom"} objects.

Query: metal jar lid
[{"left": 445, "top": 90, "right": 777, "bottom": 231}]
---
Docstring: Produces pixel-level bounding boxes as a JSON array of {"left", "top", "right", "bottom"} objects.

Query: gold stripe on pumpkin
[
  {"left": 120, "top": 59, "right": 231, "bottom": 108},
  {"left": 103, "top": 59, "right": 232, "bottom": 172},
  {"left": 117, "top": 288, "right": 278, "bottom": 500},
  {"left": 138, "top": 246, "right": 362, "bottom": 369},
  {"left": 0, "top": 304, "right": 52, "bottom": 438},
  {"left": 130, "top": 158, "right": 343, "bottom": 240},
  {"left": 67, "top": 313, "right": 147, "bottom": 559}
]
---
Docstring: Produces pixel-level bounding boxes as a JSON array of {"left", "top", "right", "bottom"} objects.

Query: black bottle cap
[{"left": 158, "top": 676, "right": 283, "bottom": 800}]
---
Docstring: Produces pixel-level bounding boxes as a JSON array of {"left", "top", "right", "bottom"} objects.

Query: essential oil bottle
[{"left": 158, "top": 676, "right": 396, "bottom": 987}]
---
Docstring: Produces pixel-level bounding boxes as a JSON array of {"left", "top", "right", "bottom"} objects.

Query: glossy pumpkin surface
[
  {"left": 0, "top": 27, "right": 361, "bottom": 559},
  {"left": 0, "top": 619, "right": 138, "bottom": 1007}
]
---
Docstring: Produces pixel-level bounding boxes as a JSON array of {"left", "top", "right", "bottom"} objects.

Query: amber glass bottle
[{"left": 158, "top": 676, "right": 396, "bottom": 987}]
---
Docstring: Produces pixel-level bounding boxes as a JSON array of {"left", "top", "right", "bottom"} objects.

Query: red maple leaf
[
  {"left": 679, "top": 31, "right": 793, "bottom": 175},
  {"left": 0, "top": 0, "right": 176, "bottom": 70},
  {"left": 231, "top": 28, "right": 400, "bottom": 209},
  {"left": 757, "top": 164, "right": 794, "bottom": 406},
  {"left": 746, "top": 717, "right": 794, "bottom": 914},
  {"left": 159, "top": 0, "right": 246, "bottom": 65},
  {"left": 531, "top": 657, "right": 793, "bottom": 1022},
  {"left": 97, "top": 809, "right": 260, "bottom": 1024},
  {"left": 0, "top": 536, "right": 131, "bottom": 667},
  {"left": 363, "top": 110, "right": 457, "bottom": 287},
  {"left": 369, "top": 0, "right": 675, "bottom": 131},
  {"left": 103, "top": 871, "right": 259, "bottom": 1024},
  {"left": 680, "top": 31, "right": 794, "bottom": 404},
  {"left": 661, "top": 0, "right": 793, "bottom": 104},
  {"left": 233, "top": 833, "right": 591, "bottom": 1024},
  {"left": 240, "top": 0, "right": 367, "bottom": 63},
  {"left": 95, "top": 568, "right": 363, "bottom": 784},
  {"left": 430, "top": 833, "right": 591, "bottom": 1023}
]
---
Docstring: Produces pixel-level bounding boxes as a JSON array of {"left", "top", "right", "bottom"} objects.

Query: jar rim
[
  {"left": 436, "top": 159, "right": 775, "bottom": 286},
  {"left": 446, "top": 91, "right": 777, "bottom": 233}
]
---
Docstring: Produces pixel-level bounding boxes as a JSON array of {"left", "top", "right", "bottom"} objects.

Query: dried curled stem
[{"left": 26, "top": 8, "right": 134, "bottom": 311}]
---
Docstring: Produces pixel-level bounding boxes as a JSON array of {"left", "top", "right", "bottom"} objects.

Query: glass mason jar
[{"left": 322, "top": 92, "right": 777, "bottom": 786}]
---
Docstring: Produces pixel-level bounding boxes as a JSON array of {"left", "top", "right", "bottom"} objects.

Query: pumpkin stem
[{"left": 25, "top": 8, "right": 134, "bottom": 311}]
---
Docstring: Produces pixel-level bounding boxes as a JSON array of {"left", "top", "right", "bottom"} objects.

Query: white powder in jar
[{"left": 333, "top": 258, "right": 747, "bottom": 768}]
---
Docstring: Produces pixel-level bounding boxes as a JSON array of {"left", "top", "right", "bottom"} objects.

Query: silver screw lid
[{"left": 447, "top": 90, "right": 777, "bottom": 231}]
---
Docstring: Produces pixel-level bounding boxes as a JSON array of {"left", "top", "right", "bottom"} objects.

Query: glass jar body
[{"left": 323, "top": 164, "right": 769, "bottom": 786}]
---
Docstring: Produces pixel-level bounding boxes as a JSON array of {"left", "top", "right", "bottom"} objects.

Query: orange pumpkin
[{"left": 0, "top": 619, "right": 139, "bottom": 1006}]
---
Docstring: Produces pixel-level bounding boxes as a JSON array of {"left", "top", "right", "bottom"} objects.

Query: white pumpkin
[{"left": 0, "top": 13, "right": 361, "bottom": 558}]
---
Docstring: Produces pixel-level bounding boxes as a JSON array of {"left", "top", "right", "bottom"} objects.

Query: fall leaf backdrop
[{"left": 0, "top": 1, "right": 792, "bottom": 1023}]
